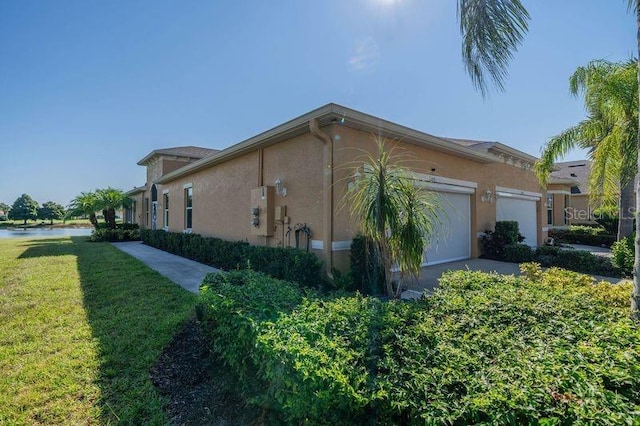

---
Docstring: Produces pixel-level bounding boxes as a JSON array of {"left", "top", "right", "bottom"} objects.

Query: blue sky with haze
[{"left": 0, "top": 1, "right": 635, "bottom": 206}]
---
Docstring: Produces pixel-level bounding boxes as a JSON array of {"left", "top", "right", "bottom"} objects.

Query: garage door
[
  {"left": 497, "top": 194, "right": 538, "bottom": 247},
  {"left": 423, "top": 191, "right": 471, "bottom": 266}
]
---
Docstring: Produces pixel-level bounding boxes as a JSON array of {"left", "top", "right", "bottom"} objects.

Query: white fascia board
[
  {"left": 414, "top": 173, "right": 477, "bottom": 189},
  {"left": 496, "top": 186, "right": 542, "bottom": 200},
  {"left": 414, "top": 174, "right": 477, "bottom": 194}
]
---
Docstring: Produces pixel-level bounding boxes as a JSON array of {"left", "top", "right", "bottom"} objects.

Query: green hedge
[
  {"left": 549, "top": 226, "right": 616, "bottom": 248},
  {"left": 90, "top": 227, "right": 140, "bottom": 242},
  {"left": 197, "top": 268, "right": 640, "bottom": 424},
  {"left": 141, "top": 229, "right": 323, "bottom": 288}
]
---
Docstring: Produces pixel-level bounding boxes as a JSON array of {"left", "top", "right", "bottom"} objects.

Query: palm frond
[{"left": 458, "top": 0, "right": 530, "bottom": 97}]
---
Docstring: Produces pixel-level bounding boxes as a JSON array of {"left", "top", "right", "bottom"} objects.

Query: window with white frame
[
  {"left": 184, "top": 187, "right": 193, "bottom": 230},
  {"left": 546, "top": 194, "right": 553, "bottom": 225},
  {"left": 163, "top": 193, "right": 169, "bottom": 229}
]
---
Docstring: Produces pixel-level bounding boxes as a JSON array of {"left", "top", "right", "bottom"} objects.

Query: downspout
[{"left": 309, "top": 118, "right": 334, "bottom": 279}]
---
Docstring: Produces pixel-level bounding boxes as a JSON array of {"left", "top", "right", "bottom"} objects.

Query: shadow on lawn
[{"left": 18, "top": 236, "right": 196, "bottom": 424}]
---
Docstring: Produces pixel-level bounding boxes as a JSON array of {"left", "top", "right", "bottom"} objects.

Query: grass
[{"left": 0, "top": 236, "right": 196, "bottom": 424}]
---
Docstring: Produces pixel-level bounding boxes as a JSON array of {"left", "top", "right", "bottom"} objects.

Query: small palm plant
[{"left": 346, "top": 138, "right": 443, "bottom": 298}]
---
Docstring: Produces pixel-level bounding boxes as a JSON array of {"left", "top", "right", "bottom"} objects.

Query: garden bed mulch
[{"left": 150, "top": 317, "right": 265, "bottom": 425}]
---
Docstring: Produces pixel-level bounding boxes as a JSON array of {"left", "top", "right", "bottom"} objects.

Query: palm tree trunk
[
  {"left": 89, "top": 213, "right": 99, "bottom": 229},
  {"left": 632, "top": 2, "right": 640, "bottom": 319},
  {"left": 619, "top": 180, "right": 635, "bottom": 240}
]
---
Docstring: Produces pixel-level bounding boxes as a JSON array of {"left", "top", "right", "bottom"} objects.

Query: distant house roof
[
  {"left": 551, "top": 160, "right": 590, "bottom": 194},
  {"left": 137, "top": 146, "right": 219, "bottom": 166},
  {"left": 442, "top": 137, "right": 538, "bottom": 164},
  {"left": 126, "top": 185, "right": 147, "bottom": 196}
]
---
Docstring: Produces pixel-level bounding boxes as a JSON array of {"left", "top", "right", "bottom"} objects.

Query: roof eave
[{"left": 156, "top": 103, "right": 501, "bottom": 184}]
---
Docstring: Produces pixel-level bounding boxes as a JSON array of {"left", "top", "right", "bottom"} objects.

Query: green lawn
[{"left": 0, "top": 237, "right": 196, "bottom": 424}]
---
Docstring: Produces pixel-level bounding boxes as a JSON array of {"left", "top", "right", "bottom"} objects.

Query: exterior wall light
[
  {"left": 481, "top": 189, "right": 494, "bottom": 203},
  {"left": 274, "top": 179, "right": 287, "bottom": 197}
]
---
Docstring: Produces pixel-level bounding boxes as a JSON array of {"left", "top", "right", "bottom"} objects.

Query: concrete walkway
[{"left": 112, "top": 241, "right": 220, "bottom": 293}]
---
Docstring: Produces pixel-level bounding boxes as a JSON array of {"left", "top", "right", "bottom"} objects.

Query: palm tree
[
  {"left": 66, "top": 192, "right": 99, "bottom": 229},
  {"left": 535, "top": 59, "right": 638, "bottom": 241},
  {"left": 95, "top": 188, "right": 131, "bottom": 230},
  {"left": 346, "top": 138, "right": 442, "bottom": 298},
  {"left": 457, "top": 0, "right": 640, "bottom": 316}
]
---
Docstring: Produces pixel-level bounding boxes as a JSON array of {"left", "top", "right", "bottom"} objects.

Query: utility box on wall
[{"left": 250, "top": 186, "right": 274, "bottom": 236}]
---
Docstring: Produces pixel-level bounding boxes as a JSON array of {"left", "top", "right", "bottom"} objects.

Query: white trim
[
  {"left": 183, "top": 183, "right": 193, "bottom": 189},
  {"left": 162, "top": 189, "right": 170, "bottom": 194},
  {"left": 542, "top": 226, "right": 549, "bottom": 232},
  {"left": 496, "top": 186, "right": 542, "bottom": 200},
  {"left": 496, "top": 191, "right": 540, "bottom": 202},
  {"left": 414, "top": 173, "right": 478, "bottom": 189},
  {"left": 417, "top": 181, "right": 476, "bottom": 195},
  {"left": 547, "top": 190, "right": 571, "bottom": 195},
  {"left": 311, "top": 240, "right": 324, "bottom": 250},
  {"left": 163, "top": 226, "right": 169, "bottom": 232},
  {"left": 476, "top": 232, "right": 487, "bottom": 238},
  {"left": 421, "top": 255, "right": 470, "bottom": 267},
  {"left": 331, "top": 240, "right": 352, "bottom": 251},
  {"left": 183, "top": 228, "right": 192, "bottom": 234}
]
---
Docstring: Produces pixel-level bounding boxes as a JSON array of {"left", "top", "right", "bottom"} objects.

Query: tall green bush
[
  {"left": 481, "top": 220, "right": 523, "bottom": 258},
  {"left": 350, "top": 235, "right": 385, "bottom": 295},
  {"left": 612, "top": 235, "right": 634, "bottom": 277}
]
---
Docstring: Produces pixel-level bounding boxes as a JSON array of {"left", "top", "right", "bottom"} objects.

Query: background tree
[
  {"left": 535, "top": 59, "right": 638, "bottom": 241},
  {"left": 8, "top": 194, "right": 39, "bottom": 225},
  {"left": 346, "top": 138, "right": 442, "bottom": 298},
  {"left": 457, "top": 0, "right": 640, "bottom": 316},
  {"left": 66, "top": 192, "right": 99, "bottom": 229},
  {"left": 95, "top": 188, "right": 130, "bottom": 229},
  {"left": 0, "top": 202, "right": 10, "bottom": 219},
  {"left": 38, "top": 201, "right": 65, "bottom": 225}
]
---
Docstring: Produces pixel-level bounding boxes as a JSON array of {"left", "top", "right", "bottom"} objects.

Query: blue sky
[{"left": 0, "top": 0, "right": 636, "bottom": 206}]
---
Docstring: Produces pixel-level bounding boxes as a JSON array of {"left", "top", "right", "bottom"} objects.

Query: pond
[{"left": 0, "top": 227, "right": 93, "bottom": 239}]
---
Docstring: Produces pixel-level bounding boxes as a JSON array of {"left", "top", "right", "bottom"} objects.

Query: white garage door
[
  {"left": 497, "top": 195, "right": 538, "bottom": 247},
  {"left": 423, "top": 191, "right": 471, "bottom": 266}
]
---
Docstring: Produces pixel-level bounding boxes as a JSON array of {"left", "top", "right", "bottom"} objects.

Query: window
[
  {"left": 144, "top": 198, "right": 150, "bottom": 227},
  {"left": 184, "top": 187, "right": 193, "bottom": 230},
  {"left": 132, "top": 200, "right": 137, "bottom": 224},
  {"left": 546, "top": 194, "right": 553, "bottom": 225},
  {"left": 163, "top": 193, "right": 169, "bottom": 229}
]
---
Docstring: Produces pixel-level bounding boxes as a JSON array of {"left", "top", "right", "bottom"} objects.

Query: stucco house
[
  {"left": 125, "top": 103, "right": 578, "bottom": 274},
  {"left": 549, "top": 160, "right": 593, "bottom": 225}
]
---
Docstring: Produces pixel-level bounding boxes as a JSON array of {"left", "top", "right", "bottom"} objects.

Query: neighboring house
[
  {"left": 125, "top": 103, "right": 576, "bottom": 274},
  {"left": 549, "top": 160, "right": 591, "bottom": 225}
]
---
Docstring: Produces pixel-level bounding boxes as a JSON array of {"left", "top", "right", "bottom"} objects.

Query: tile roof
[
  {"left": 551, "top": 160, "right": 590, "bottom": 194},
  {"left": 137, "top": 146, "right": 219, "bottom": 166}
]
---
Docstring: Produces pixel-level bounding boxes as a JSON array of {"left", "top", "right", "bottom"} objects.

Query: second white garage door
[
  {"left": 496, "top": 195, "right": 538, "bottom": 247},
  {"left": 423, "top": 191, "right": 471, "bottom": 266}
]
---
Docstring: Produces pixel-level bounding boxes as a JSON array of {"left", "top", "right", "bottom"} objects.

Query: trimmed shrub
[
  {"left": 203, "top": 268, "right": 640, "bottom": 424},
  {"left": 141, "top": 229, "right": 323, "bottom": 288},
  {"left": 612, "top": 235, "right": 634, "bottom": 277},
  {"left": 197, "top": 270, "right": 307, "bottom": 390},
  {"left": 350, "top": 235, "right": 385, "bottom": 295},
  {"left": 593, "top": 205, "right": 619, "bottom": 235},
  {"left": 502, "top": 243, "right": 534, "bottom": 263},
  {"left": 481, "top": 221, "right": 524, "bottom": 259},
  {"left": 549, "top": 225, "right": 616, "bottom": 248},
  {"left": 90, "top": 227, "right": 140, "bottom": 242}
]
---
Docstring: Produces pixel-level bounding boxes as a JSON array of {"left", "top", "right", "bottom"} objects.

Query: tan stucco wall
[
  {"left": 141, "top": 124, "right": 546, "bottom": 273},
  {"left": 567, "top": 194, "right": 594, "bottom": 224},
  {"left": 326, "top": 124, "right": 543, "bottom": 263}
]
